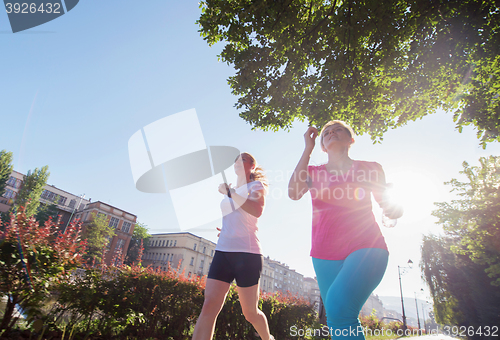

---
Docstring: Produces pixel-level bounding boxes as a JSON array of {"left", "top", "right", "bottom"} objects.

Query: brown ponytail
[{"left": 241, "top": 152, "right": 269, "bottom": 189}]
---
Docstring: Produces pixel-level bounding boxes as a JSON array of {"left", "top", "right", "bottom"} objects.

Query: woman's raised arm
[{"left": 288, "top": 127, "right": 317, "bottom": 200}]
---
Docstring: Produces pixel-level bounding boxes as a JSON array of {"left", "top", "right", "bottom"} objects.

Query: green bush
[
  {"left": 1, "top": 217, "right": 319, "bottom": 339},
  {"left": 0, "top": 207, "right": 86, "bottom": 337},
  {"left": 49, "top": 263, "right": 205, "bottom": 340},
  {"left": 44, "top": 263, "right": 318, "bottom": 339}
]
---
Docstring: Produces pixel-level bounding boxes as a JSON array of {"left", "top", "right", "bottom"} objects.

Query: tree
[
  {"left": 432, "top": 156, "right": 500, "bottom": 286},
  {"left": 0, "top": 207, "right": 86, "bottom": 335},
  {"left": 421, "top": 156, "right": 500, "bottom": 336},
  {"left": 82, "top": 212, "right": 116, "bottom": 264},
  {"left": 0, "top": 150, "right": 13, "bottom": 198},
  {"left": 198, "top": 0, "right": 500, "bottom": 145},
  {"left": 421, "top": 235, "right": 500, "bottom": 336},
  {"left": 35, "top": 201, "right": 60, "bottom": 226},
  {"left": 124, "top": 222, "right": 150, "bottom": 266},
  {"left": 13, "top": 165, "right": 50, "bottom": 218}
]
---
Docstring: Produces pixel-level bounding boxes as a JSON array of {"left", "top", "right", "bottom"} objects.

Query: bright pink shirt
[{"left": 308, "top": 161, "right": 388, "bottom": 260}]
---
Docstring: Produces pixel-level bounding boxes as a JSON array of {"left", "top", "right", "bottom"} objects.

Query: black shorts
[{"left": 207, "top": 251, "right": 263, "bottom": 288}]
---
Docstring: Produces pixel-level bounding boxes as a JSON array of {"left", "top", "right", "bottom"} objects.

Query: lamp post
[
  {"left": 422, "top": 302, "right": 427, "bottom": 334},
  {"left": 65, "top": 193, "right": 85, "bottom": 232},
  {"left": 414, "top": 292, "right": 421, "bottom": 334},
  {"left": 398, "top": 259, "right": 413, "bottom": 332}
]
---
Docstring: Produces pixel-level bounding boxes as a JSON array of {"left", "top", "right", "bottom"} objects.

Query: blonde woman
[
  {"left": 192, "top": 152, "right": 274, "bottom": 340},
  {"left": 288, "top": 121, "right": 402, "bottom": 339}
]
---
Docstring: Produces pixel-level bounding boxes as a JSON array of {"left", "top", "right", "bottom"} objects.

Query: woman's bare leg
[
  {"left": 237, "top": 283, "right": 273, "bottom": 340},
  {"left": 192, "top": 278, "right": 231, "bottom": 340}
]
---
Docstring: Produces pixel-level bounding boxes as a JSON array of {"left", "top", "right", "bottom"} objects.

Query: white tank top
[{"left": 215, "top": 180, "right": 265, "bottom": 254}]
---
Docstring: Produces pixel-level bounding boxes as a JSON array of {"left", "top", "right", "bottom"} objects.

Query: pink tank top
[{"left": 308, "top": 161, "right": 388, "bottom": 260}]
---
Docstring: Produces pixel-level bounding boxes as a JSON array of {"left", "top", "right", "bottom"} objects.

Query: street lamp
[
  {"left": 398, "top": 259, "right": 413, "bottom": 332},
  {"left": 414, "top": 291, "right": 421, "bottom": 334},
  {"left": 422, "top": 302, "right": 427, "bottom": 334},
  {"left": 65, "top": 193, "right": 85, "bottom": 232}
]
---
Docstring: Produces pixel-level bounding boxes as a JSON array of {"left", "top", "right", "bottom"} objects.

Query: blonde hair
[
  {"left": 239, "top": 152, "right": 269, "bottom": 188},
  {"left": 319, "top": 120, "right": 356, "bottom": 150}
]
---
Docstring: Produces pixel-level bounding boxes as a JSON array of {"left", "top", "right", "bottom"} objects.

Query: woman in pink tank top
[{"left": 288, "top": 120, "right": 403, "bottom": 339}]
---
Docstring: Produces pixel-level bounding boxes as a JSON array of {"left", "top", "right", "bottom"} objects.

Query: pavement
[{"left": 407, "top": 335, "right": 458, "bottom": 340}]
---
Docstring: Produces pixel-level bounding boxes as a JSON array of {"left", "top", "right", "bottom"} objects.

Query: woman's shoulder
[
  {"left": 354, "top": 160, "right": 382, "bottom": 171},
  {"left": 248, "top": 180, "right": 265, "bottom": 190}
]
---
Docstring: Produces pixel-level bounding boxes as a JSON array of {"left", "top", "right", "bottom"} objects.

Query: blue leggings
[{"left": 312, "top": 248, "right": 389, "bottom": 339}]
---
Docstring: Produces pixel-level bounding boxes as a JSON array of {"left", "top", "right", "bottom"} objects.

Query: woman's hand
[
  {"left": 218, "top": 183, "right": 232, "bottom": 195},
  {"left": 378, "top": 183, "right": 404, "bottom": 219},
  {"left": 304, "top": 126, "right": 318, "bottom": 152},
  {"left": 383, "top": 202, "right": 404, "bottom": 219}
]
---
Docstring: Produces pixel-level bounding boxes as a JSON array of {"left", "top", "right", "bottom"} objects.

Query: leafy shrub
[
  {"left": 0, "top": 208, "right": 86, "bottom": 336},
  {"left": 1, "top": 216, "right": 319, "bottom": 339}
]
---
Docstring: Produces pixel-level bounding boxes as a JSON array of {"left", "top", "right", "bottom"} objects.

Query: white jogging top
[{"left": 215, "top": 180, "right": 265, "bottom": 254}]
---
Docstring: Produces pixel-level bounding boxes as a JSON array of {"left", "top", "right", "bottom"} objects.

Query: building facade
[
  {"left": 303, "top": 277, "right": 321, "bottom": 311},
  {"left": 265, "top": 258, "right": 304, "bottom": 296},
  {"left": 0, "top": 170, "right": 25, "bottom": 213},
  {"left": 143, "top": 232, "right": 217, "bottom": 279},
  {"left": 0, "top": 170, "right": 91, "bottom": 224},
  {"left": 1, "top": 170, "right": 136, "bottom": 265},
  {"left": 75, "top": 201, "right": 137, "bottom": 265}
]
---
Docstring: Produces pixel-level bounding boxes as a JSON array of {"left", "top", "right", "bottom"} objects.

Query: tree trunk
[{"left": 0, "top": 294, "right": 18, "bottom": 335}]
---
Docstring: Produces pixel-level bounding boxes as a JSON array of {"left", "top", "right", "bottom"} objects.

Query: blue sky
[{"left": 2, "top": 1, "right": 499, "bottom": 307}]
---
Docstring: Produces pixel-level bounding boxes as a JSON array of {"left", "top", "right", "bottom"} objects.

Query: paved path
[{"left": 408, "top": 335, "right": 458, "bottom": 340}]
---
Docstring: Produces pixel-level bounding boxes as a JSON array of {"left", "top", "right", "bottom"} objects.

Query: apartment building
[
  {"left": 265, "top": 258, "right": 304, "bottom": 296},
  {"left": 75, "top": 201, "right": 137, "bottom": 265},
  {"left": 143, "top": 232, "right": 217, "bottom": 279},
  {"left": 303, "top": 277, "right": 321, "bottom": 311},
  {"left": 260, "top": 259, "right": 275, "bottom": 294},
  {"left": 0, "top": 170, "right": 91, "bottom": 224},
  {"left": 1, "top": 170, "right": 136, "bottom": 265},
  {"left": 0, "top": 170, "right": 25, "bottom": 213}
]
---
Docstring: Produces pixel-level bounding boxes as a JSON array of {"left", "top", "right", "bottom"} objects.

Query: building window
[
  {"left": 203, "top": 246, "right": 206, "bottom": 254},
  {"left": 200, "top": 260, "right": 204, "bottom": 271},
  {"left": 211, "top": 250, "right": 214, "bottom": 257},
  {"left": 58, "top": 196, "right": 67, "bottom": 206},
  {"left": 6, "top": 176, "right": 16, "bottom": 187},
  {"left": 115, "top": 238, "right": 125, "bottom": 250},
  {"left": 108, "top": 217, "right": 120, "bottom": 229},
  {"left": 3, "top": 188, "right": 16, "bottom": 199},
  {"left": 193, "top": 244, "right": 197, "bottom": 251},
  {"left": 7, "top": 177, "right": 22, "bottom": 189},
  {"left": 69, "top": 199, "right": 76, "bottom": 209},
  {"left": 162, "top": 240, "right": 166, "bottom": 247},
  {"left": 174, "top": 240, "right": 177, "bottom": 246},
  {"left": 190, "top": 257, "right": 194, "bottom": 266},
  {"left": 41, "top": 189, "right": 57, "bottom": 201},
  {"left": 122, "top": 221, "right": 132, "bottom": 233}
]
